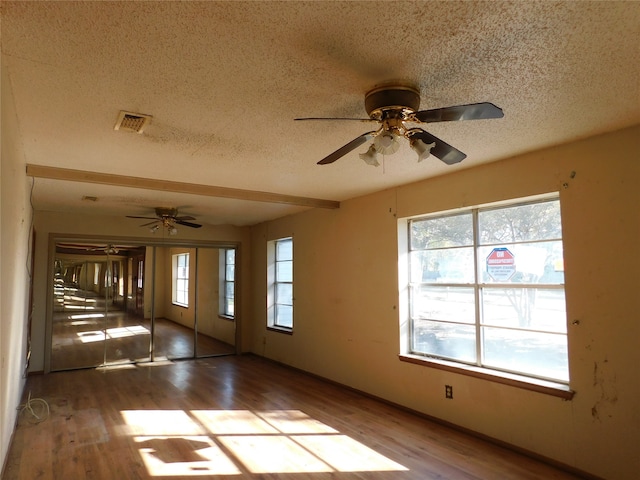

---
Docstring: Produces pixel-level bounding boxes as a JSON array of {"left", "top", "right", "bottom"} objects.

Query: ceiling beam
[{"left": 26, "top": 164, "right": 340, "bottom": 209}]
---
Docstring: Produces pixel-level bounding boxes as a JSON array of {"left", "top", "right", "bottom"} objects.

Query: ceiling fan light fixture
[
  {"left": 373, "top": 132, "right": 400, "bottom": 155},
  {"left": 410, "top": 137, "right": 436, "bottom": 162},
  {"left": 150, "top": 224, "right": 160, "bottom": 233},
  {"left": 359, "top": 145, "right": 380, "bottom": 167},
  {"left": 169, "top": 226, "right": 178, "bottom": 236}
]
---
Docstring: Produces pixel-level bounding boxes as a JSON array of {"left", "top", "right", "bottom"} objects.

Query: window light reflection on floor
[
  {"left": 121, "top": 409, "right": 409, "bottom": 476},
  {"left": 77, "top": 325, "right": 150, "bottom": 343}
]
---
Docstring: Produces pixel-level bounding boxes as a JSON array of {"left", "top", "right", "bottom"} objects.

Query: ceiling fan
[
  {"left": 295, "top": 84, "right": 504, "bottom": 166},
  {"left": 126, "top": 207, "right": 202, "bottom": 235}
]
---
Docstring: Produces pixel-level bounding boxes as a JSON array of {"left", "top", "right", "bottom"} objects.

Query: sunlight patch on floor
[
  {"left": 135, "top": 436, "right": 242, "bottom": 476},
  {"left": 121, "top": 409, "right": 409, "bottom": 476},
  {"left": 77, "top": 325, "right": 150, "bottom": 343}
]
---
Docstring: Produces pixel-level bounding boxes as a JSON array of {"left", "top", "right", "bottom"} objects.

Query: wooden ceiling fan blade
[
  {"left": 317, "top": 131, "right": 376, "bottom": 165},
  {"left": 175, "top": 220, "right": 202, "bottom": 228},
  {"left": 412, "top": 102, "right": 504, "bottom": 123},
  {"left": 175, "top": 215, "right": 196, "bottom": 221},
  {"left": 140, "top": 220, "right": 160, "bottom": 227},
  {"left": 408, "top": 129, "right": 467, "bottom": 165},
  {"left": 126, "top": 215, "right": 159, "bottom": 220},
  {"left": 295, "top": 117, "right": 376, "bottom": 122}
]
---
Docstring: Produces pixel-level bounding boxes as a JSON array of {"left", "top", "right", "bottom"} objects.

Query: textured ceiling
[{"left": 2, "top": 1, "right": 639, "bottom": 227}]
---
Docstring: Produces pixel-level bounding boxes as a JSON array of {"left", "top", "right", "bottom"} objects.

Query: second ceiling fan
[
  {"left": 126, "top": 207, "right": 202, "bottom": 235},
  {"left": 296, "top": 84, "right": 504, "bottom": 166}
]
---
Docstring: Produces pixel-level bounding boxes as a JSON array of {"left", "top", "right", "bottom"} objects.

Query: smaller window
[
  {"left": 172, "top": 252, "right": 189, "bottom": 307},
  {"left": 220, "top": 248, "right": 235, "bottom": 318},
  {"left": 267, "top": 237, "right": 293, "bottom": 330}
]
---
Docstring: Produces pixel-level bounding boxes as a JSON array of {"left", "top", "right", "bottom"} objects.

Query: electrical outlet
[{"left": 445, "top": 385, "right": 453, "bottom": 399}]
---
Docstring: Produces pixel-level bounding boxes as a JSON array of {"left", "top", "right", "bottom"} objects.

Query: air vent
[{"left": 114, "top": 111, "right": 152, "bottom": 134}]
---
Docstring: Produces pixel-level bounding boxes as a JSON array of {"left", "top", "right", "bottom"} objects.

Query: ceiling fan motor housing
[
  {"left": 364, "top": 85, "right": 421, "bottom": 119},
  {"left": 155, "top": 207, "right": 178, "bottom": 218}
]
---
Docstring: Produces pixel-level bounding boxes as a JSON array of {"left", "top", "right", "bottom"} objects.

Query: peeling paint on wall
[{"left": 591, "top": 358, "right": 619, "bottom": 422}]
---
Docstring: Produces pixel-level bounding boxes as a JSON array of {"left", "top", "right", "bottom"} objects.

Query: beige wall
[
  {"left": 0, "top": 62, "right": 32, "bottom": 469},
  {"left": 249, "top": 125, "right": 640, "bottom": 479}
]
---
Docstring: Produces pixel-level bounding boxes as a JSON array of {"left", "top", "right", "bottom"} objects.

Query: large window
[
  {"left": 267, "top": 237, "right": 293, "bottom": 330},
  {"left": 172, "top": 253, "right": 189, "bottom": 307},
  {"left": 406, "top": 198, "right": 568, "bottom": 383},
  {"left": 221, "top": 248, "right": 235, "bottom": 317}
]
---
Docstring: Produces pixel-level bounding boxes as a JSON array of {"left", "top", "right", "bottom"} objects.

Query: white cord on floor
[{"left": 17, "top": 391, "right": 50, "bottom": 424}]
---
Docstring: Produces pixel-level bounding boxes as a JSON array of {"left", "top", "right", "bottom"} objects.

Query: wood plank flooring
[{"left": 3, "top": 355, "right": 586, "bottom": 480}]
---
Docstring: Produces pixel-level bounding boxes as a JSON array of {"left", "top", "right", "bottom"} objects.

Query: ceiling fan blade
[
  {"left": 408, "top": 129, "right": 467, "bottom": 165},
  {"left": 412, "top": 102, "right": 504, "bottom": 123},
  {"left": 317, "top": 131, "right": 376, "bottom": 165},
  {"left": 175, "top": 215, "right": 196, "bottom": 221},
  {"left": 175, "top": 220, "right": 202, "bottom": 228},
  {"left": 295, "top": 117, "right": 376, "bottom": 122},
  {"left": 126, "top": 215, "right": 159, "bottom": 220},
  {"left": 140, "top": 220, "right": 160, "bottom": 227}
]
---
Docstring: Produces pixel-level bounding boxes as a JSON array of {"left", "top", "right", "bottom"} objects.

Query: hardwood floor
[{"left": 3, "top": 355, "right": 585, "bottom": 480}]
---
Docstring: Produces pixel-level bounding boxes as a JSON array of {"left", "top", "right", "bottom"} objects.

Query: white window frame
[
  {"left": 172, "top": 252, "right": 189, "bottom": 307},
  {"left": 267, "top": 237, "right": 293, "bottom": 331},
  {"left": 219, "top": 248, "right": 235, "bottom": 318},
  {"left": 399, "top": 195, "right": 570, "bottom": 393}
]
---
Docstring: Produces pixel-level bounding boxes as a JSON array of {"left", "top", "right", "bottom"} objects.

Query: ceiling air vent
[{"left": 114, "top": 111, "right": 152, "bottom": 134}]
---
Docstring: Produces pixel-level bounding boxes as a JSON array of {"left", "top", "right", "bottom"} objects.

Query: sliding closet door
[
  {"left": 104, "top": 252, "right": 151, "bottom": 365},
  {"left": 152, "top": 247, "right": 195, "bottom": 360},
  {"left": 195, "top": 247, "right": 236, "bottom": 357},
  {"left": 51, "top": 256, "right": 106, "bottom": 370}
]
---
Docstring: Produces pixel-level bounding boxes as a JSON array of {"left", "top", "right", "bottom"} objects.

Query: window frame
[
  {"left": 219, "top": 248, "right": 235, "bottom": 319},
  {"left": 172, "top": 252, "right": 189, "bottom": 307},
  {"left": 267, "top": 237, "right": 293, "bottom": 332},
  {"left": 399, "top": 195, "right": 573, "bottom": 398}
]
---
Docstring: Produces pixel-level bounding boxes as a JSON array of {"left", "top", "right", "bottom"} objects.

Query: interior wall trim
[{"left": 26, "top": 164, "right": 341, "bottom": 209}]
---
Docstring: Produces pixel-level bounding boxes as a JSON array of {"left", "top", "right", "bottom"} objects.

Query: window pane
[
  {"left": 482, "top": 327, "right": 569, "bottom": 381},
  {"left": 411, "top": 213, "right": 473, "bottom": 250},
  {"left": 410, "top": 247, "right": 475, "bottom": 284},
  {"left": 481, "top": 288, "right": 567, "bottom": 332},
  {"left": 276, "top": 305, "right": 293, "bottom": 328},
  {"left": 226, "top": 264, "right": 235, "bottom": 280},
  {"left": 412, "top": 319, "right": 476, "bottom": 362},
  {"left": 479, "top": 200, "right": 562, "bottom": 244},
  {"left": 276, "top": 283, "right": 292, "bottom": 305},
  {"left": 479, "top": 241, "right": 564, "bottom": 284},
  {"left": 276, "top": 260, "right": 293, "bottom": 282},
  {"left": 226, "top": 249, "right": 235, "bottom": 264},
  {"left": 411, "top": 286, "right": 475, "bottom": 324},
  {"left": 276, "top": 238, "right": 293, "bottom": 261}
]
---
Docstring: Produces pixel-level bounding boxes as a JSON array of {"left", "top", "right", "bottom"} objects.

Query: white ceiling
[{"left": 2, "top": 1, "right": 639, "bottom": 227}]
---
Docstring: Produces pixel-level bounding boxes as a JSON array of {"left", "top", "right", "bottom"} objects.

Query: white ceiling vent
[{"left": 114, "top": 111, "right": 152, "bottom": 134}]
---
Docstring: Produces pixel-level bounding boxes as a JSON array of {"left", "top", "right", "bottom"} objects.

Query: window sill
[
  {"left": 172, "top": 302, "right": 189, "bottom": 309},
  {"left": 398, "top": 354, "right": 574, "bottom": 400},
  {"left": 267, "top": 326, "right": 293, "bottom": 335},
  {"left": 218, "top": 314, "right": 235, "bottom": 322}
]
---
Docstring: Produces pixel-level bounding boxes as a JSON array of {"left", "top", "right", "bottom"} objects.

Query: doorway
[{"left": 49, "top": 241, "right": 237, "bottom": 371}]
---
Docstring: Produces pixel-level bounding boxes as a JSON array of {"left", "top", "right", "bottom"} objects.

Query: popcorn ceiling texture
[{"left": 2, "top": 1, "right": 638, "bottom": 226}]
